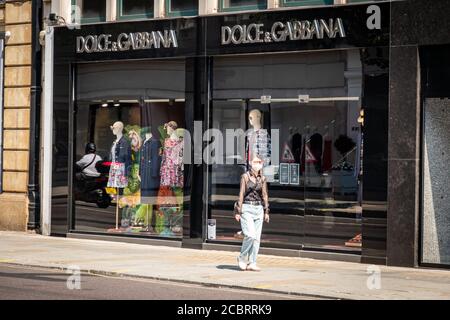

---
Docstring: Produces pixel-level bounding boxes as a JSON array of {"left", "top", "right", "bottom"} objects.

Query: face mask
[{"left": 252, "top": 164, "right": 263, "bottom": 172}]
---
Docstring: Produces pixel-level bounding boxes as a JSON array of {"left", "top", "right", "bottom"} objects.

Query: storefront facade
[{"left": 45, "top": 2, "right": 391, "bottom": 265}]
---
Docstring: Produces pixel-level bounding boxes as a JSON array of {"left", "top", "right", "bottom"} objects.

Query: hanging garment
[
  {"left": 160, "top": 137, "right": 184, "bottom": 187},
  {"left": 309, "top": 133, "right": 323, "bottom": 174},
  {"left": 140, "top": 137, "right": 162, "bottom": 198},
  {"left": 322, "top": 138, "right": 333, "bottom": 172},
  {"left": 107, "top": 162, "right": 128, "bottom": 188},
  {"left": 291, "top": 133, "right": 302, "bottom": 164},
  {"left": 156, "top": 185, "right": 178, "bottom": 207},
  {"left": 246, "top": 128, "right": 271, "bottom": 168}
]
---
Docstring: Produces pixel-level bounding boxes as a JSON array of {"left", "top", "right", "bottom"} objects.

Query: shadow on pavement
[{"left": 216, "top": 265, "right": 242, "bottom": 271}]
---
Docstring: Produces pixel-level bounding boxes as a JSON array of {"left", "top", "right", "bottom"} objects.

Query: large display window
[
  {"left": 74, "top": 59, "right": 187, "bottom": 238},
  {"left": 208, "top": 51, "right": 364, "bottom": 251}
]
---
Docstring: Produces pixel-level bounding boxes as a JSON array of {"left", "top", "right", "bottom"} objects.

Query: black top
[{"left": 236, "top": 170, "right": 269, "bottom": 215}]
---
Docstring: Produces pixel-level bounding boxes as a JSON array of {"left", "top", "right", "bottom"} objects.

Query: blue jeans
[{"left": 239, "top": 204, "right": 264, "bottom": 265}]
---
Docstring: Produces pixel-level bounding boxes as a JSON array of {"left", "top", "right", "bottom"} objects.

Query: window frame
[
  {"left": 165, "top": 0, "right": 198, "bottom": 17},
  {"left": 117, "top": 0, "right": 154, "bottom": 21},
  {"left": 280, "top": 0, "right": 333, "bottom": 7},
  {"left": 72, "top": 0, "right": 107, "bottom": 24},
  {"left": 218, "top": 0, "right": 267, "bottom": 13}
]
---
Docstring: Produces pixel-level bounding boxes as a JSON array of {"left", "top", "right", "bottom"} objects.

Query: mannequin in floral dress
[{"left": 157, "top": 121, "right": 184, "bottom": 236}]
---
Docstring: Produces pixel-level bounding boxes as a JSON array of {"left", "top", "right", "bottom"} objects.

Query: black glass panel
[
  {"left": 74, "top": 60, "right": 188, "bottom": 238},
  {"left": 222, "top": 0, "right": 266, "bottom": 9},
  {"left": 209, "top": 51, "right": 363, "bottom": 250},
  {"left": 169, "top": 0, "right": 197, "bottom": 12},
  {"left": 82, "top": 0, "right": 106, "bottom": 20},
  {"left": 121, "top": 0, "right": 153, "bottom": 16}
]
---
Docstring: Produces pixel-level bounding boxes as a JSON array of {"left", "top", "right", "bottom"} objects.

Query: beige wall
[{"left": 0, "top": 0, "right": 32, "bottom": 231}]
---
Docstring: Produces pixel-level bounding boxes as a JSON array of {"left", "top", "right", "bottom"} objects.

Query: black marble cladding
[{"left": 387, "top": 0, "right": 450, "bottom": 267}]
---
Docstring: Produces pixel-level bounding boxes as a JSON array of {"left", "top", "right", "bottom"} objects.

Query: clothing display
[
  {"left": 160, "top": 137, "right": 184, "bottom": 187},
  {"left": 246, "top": 129, "right": 271, "bottom": 168},
  {"left": 310, "top": 133, "right": 323, "bottom": 174},
  {"left": 107, "top": 135, "right": 132, "bottom": 188},
  {"left": 291, "top": 133, "right": 302, "bottom": 164},
  {"left": 139, "top": 137, "right": 162, "bottom": 198},
  {"left": 107, "top": 162, "right": 128, "bottom": 188},
  {"left": 156, "top": 185, "right": 179, "bottom": 207},
  {"left": 322, "top": 138, "right": 333, "bottom": 172}
]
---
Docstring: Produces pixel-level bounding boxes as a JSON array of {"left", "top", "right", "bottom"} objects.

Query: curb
[{"left": 1, "top": 261, "right": 346, "bottom": 300}]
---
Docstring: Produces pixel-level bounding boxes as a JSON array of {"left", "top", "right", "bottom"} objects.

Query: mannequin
[
  {"left": 107, "top": 121, "right": 132, "bottom": 230},
  {"left": 138, "top": 127, "right": 162, "bottom": 232},
  {"left": 157, "top": 121, "right": 184, "bottom": 236},
  {"left": 160, "top": 121, "right": 183, "bottom": 188},
  {"left": 246, "top": 109, "right": 271, "bottom": 169}
]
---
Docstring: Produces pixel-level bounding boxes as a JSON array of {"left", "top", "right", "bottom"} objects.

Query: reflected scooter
[{"left": 74, "top": 161, "right": 112, "bottom": 209}]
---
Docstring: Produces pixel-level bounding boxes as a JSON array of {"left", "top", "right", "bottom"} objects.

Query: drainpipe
[{"left": 27, "top": 0, "right": 43, "bottom": 231}]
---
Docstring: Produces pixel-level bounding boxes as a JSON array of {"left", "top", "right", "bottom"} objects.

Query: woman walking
[{"left": 234, "top": 155, "right": 270, "bottom": 271}]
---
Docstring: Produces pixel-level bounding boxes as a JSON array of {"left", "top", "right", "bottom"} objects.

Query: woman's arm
[
  {"left": 262, "top": 176, "right": 270, "bottom": 215},
  {"left": 235, "top": 173, "right": 247, "bottom": 215}
]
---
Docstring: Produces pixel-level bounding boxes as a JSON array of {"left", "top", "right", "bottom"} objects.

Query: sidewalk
[{"left": 1, "top": 231, "right": 449, "bottom": 300}]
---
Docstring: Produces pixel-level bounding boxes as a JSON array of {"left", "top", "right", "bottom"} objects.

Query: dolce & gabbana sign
[
  {"left": 221, "top": 18, "right": 346, "bottom": 45},
  {"left": 76, "top": 29, "right": 178, "bottom": 53}
]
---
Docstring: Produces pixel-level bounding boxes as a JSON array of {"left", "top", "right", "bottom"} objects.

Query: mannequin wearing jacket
[
  {"left": 139, "top": 127, "right": 162, "bottom": 201},
  {"left": 107, "top": 121, "right": 132, "bottom": 188}
]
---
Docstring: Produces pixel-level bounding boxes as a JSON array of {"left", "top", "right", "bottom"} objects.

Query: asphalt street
[{"left": 0, "top": 264, "right": 309, "bottom": 300}]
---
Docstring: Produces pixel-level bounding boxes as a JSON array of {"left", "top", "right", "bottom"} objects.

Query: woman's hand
[
  {"left": 235, "top": 214, "right": 241, "bottom": 222},
  {"left": 264, "top": 213, "right": 270, "bottom": 224}
]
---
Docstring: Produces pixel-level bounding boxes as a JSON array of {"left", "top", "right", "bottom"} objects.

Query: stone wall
[{"left": 0, "top": 0, "right": 32, "bottom": 231}]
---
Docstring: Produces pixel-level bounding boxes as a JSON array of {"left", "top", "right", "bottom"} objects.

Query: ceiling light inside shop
[
  {"left": 119, "top": 100, "right": 139, "bottom": 103},
  {"left": 144, "top": 99, "right": 170, "bottom": 103}
]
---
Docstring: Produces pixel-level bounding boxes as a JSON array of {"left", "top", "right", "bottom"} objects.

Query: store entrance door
[
  {"left": 208, "top": 95, "right": 363, "bottom": 252},
  {"left": 261, "top": 95, "right": 363, "bottom": 252}
]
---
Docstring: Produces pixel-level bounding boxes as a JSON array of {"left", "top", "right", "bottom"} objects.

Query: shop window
[
  {"left": 72, "top": 0, "right": 107, "bottom": 24},
  {"left": 281, "top": 0, "right": 333, "bottom": 7},
  {"left": 208, "top": 51, "right": 364, "bottom": 251},
  {"left": 219, "top": 0, "right": 267, "bottom": 12},
  {"left": 74, "top": 60, "right": 188, "bottom": 238},
  {"left": 166, "top": 0, "right": 198, "bottom": 17},
  {"left": 117, "top": 0, "right": 154, "bottom": 20}
]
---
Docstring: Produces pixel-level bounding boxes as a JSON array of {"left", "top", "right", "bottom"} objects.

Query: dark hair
[{"left": 85, "top": 142, "right": 96, "bottom": 154}]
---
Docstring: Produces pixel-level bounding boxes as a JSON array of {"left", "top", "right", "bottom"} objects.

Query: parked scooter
[
  {"left": 74, "top": 143, "right": 112, "bottom": 209},
  {"left": 74, "top": 161, "right": 112, "bottom": 208}
]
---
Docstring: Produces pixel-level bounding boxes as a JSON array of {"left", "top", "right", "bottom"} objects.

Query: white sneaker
[
  {"left": 246, "top": 263, "right": 261, "bottom": 272},
  {"left": 237, "top": 256, "right": 247, "bottom": 271}
]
